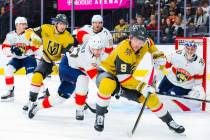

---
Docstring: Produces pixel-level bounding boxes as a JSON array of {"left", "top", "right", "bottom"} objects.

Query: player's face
[
  {"left": 130, "top": 37, "right": 145, "bottom": 52},
  {"left": 90, "top": 47, "right": 103, "bottom": 58},
  {"left": 56, "top": 22, "right": 67, "bottom": 33},
  {"left": 92, "top": 21, "right": 103, "bottom": 33},
  {"left": 184, "top": 46, "right": 196, "bottom": 60},
  {"left": 16, "top": 23, "right": 27, "bottom": 34}
]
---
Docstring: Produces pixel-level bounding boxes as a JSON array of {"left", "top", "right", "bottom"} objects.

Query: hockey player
[
  {"left": 22, "top": 14, "right": 76, "bottom": 111},
  {"left": 158, "top": 41, "right": 205, "bottom": 110},
  {"left": 76, "top": 15, "right": 113, "bottom": 56},
  {"left": 1, "top": 17, "right": 42, "bottom": 101},
  {"left": 94, "top": 25, "right": 185, "bottom": 133},
  {"left": 28, "top": 34, "right": 105, "bottom": 119}
]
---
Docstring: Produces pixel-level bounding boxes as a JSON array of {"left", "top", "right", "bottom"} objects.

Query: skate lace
[
  {"left": 168, "top": 120, "right": 180, "bottom": 129},
  {"left": 96, "top": 115, "right": 104, "bottom": 125}
]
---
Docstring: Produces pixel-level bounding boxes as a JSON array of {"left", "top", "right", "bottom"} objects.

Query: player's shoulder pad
[
  {"left": 7, "top": 30, "right": 15, "bottom": 35},
  {"left": 102, "top": 27, "right": 111, "bottom": 33},
  {"left": 116, "top": 39, "right": 130, "bottom": 51},
  {"left": 83, "top": 25, "right": 91, "bottom": 29},
  {"left": 64, "top": 30, "right": 73, "bottom": 38},
  {"left": 6, "top": 30, "right": 18, "bottom": 37},
  {"left": 40, "top": 24, "right": 53, "bottom": 31},
  {"left": 25, "top": 28, "right": 34, "bottom": 40}
]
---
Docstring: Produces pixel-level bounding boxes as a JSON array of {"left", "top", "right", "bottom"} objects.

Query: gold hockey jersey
[
  {"left": 25, "top": 24, "right": 74, "bottom": 62},
  {"left": 100, "top": 38, "right": 158, "bottom": 89}
]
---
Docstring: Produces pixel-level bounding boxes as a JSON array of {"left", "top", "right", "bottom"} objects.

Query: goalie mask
[{"left": 184, "top": 41, "right": 197, "bottom": 61}]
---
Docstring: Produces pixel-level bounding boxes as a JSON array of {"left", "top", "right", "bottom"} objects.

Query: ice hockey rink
[
  {"left": 0, "top": 75, "right": 210, "bottom": 140},
  {"left": 0, "top": 38, "right": 210, "bottom": 140}
]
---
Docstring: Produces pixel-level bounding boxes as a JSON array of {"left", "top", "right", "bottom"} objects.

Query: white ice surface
[{"left": 0, "top": 76, "right": 210, "bottom": 140}]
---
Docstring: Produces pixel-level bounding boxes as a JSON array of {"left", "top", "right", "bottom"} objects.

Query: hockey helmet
[
  {"left": 15, "top": 17, "right": 28, "bottom": 26},
  {"left": 129, "top": 25, "right": 148, "bottom": 41},
  {"left": 91, "top": 15, "right": 103, "bottom": 23},
  {"left": 54, "top": 14, "right": 69, "bottom": 26},
  {"left": 87, "top": 34, "right": 104, "bottom": 50}
]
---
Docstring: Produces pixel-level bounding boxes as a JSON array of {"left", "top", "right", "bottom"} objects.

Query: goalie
[{"left": 158, "top": 41, "right": 205, "bottom": 110}]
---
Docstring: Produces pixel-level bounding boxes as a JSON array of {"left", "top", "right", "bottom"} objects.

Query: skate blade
[
  {"left": 175, "top": 132, "right": 187, "bottom": 136},
  {"left": 1, "top": 97, "right": 14, "bottom": 102},
  {"left": 94, "top": 130, "right": 102, "bottom": 136},
  {"left": 76, "top": 119, "right": 85, "bottom": 125},
  {"left": 170, "top": 129, "right": 187, "bottom": 136}
]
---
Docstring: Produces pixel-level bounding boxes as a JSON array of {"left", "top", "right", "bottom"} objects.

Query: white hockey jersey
[
  {"left": 2, "top": 30, "right": 41, "bottom": 59},
  {"left": 76, "top": 25, "right": 113, "bottom": 53},
  {"left": 66, "top": 42, "right": 104, "bottom": 79},
  {"left": 165, "top": 50, "right": 205, "bottom": 89}
]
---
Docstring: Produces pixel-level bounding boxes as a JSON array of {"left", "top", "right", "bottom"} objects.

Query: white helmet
[
  {"left": 91, "top": 15, "right": 103, "bottom": 23},
  {"left": 15, "top": 17, "right": 28, "bottom": 26},
  {"left": 87, "top": 35, "right": 104, "bottom": 50}
]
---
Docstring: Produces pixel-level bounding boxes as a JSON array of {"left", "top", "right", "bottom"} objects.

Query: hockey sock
[
  {"left": 5, "top": 76, "right": 14, "bottom": 91},
  {"left": 75, "top": 93, "right": 87, "bottom": 110}
]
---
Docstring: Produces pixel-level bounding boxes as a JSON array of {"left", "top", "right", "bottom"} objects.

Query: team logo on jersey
[
  {"left": 47, "top": 40, "right": 60, "bottom": 55},
  {"left": 176, "top": 68, "right": 191, "bottom": 83}
]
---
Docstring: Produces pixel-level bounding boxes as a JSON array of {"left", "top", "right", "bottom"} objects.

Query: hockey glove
[
  {"left": 136, "top": 82, "right": 155, "bottom": 97},
  {"left": 10, "top": 45, "right": 24, "bottom": 56},
  {"left": 152, "top": 51, "right": 166, "bottom": 69}
]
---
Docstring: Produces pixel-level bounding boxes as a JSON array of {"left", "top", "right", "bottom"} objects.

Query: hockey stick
[
  {"left": 130, "top": 93, "right": 151, "bottom": 136},
  {"left": 85, "top": 103, "right": 96, "bottom": 113},
  {"left": 157, "top": 92, "right": 210, "bottom": 103},
  {"left": 129, "top": 68, "right": 155, "bottom": 136},
  {"left": 84, "top": 103, "right": 109, "bottom": 114}
]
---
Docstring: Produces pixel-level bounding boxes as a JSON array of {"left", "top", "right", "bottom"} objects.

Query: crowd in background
[
  {"left": 113, "top": 0, "right": 210, "bottom": 44},
  {"left": 0, "top": 0, "right": 210, "bottom": 44},
  {"left": 114, "top": 0, "right": 209, "bottom": 43}
]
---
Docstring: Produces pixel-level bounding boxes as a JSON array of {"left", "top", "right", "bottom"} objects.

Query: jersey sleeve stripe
[
  {"left": 104, "top": 47, "right": 113, "bottom": 53},
  {"left": 2, "top": 44, "right": 11, "bottom": 49},
  {"left": 165, "top": 61, "right": 172, "bottom": 68},
  {"left": 118, "top": 75, "right": 132, "bottom": 83},
  {"left": 76, "top": 30, "right": 89, "bottom": 44}
]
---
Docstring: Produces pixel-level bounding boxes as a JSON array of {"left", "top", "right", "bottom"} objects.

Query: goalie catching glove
[{"left": 10, "top": 44, "right": 26, "bottom": 56}]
